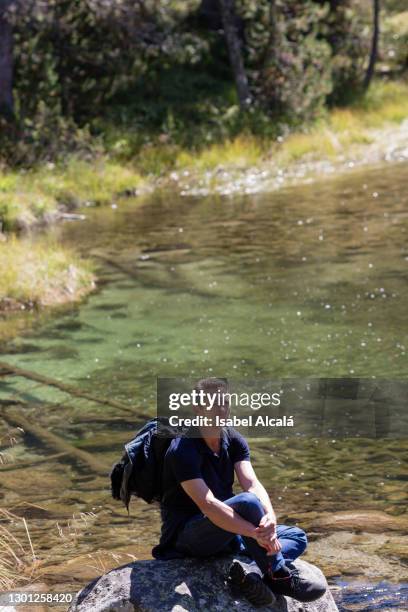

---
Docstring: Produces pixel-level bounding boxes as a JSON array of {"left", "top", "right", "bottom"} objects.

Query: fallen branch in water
[
  {"left": 91, "top": 252, "right": 139, "bottom": 279},
  {"left": 0, "top": 359, "right": 140, "bottom": 417},
  {"left": 0, "top": 407, "right": 108, "bottom": 475},
  {"left": 0, "top": 452, "right": 69, "bottom": 471},
  {"left": 92, "top": 252, "right": 214, "bottom": 299},
  {"left": 0, "top": 365, "right": 13, "bottom": 376}
]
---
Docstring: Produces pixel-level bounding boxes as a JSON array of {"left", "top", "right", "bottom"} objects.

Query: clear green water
[{"left": 0, "top": 162, "right": 407, "bottom": 601}]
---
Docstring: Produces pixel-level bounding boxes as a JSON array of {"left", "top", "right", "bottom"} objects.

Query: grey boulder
[{"left": 69, "top": 556, "right": 339, "bottom": 611}]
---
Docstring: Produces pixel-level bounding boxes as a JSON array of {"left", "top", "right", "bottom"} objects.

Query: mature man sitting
[{"left": 152, "top": 378, "right": 325, "bottom": 606}]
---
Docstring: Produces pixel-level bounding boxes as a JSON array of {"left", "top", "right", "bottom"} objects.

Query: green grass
[
  {"left": 176, "top": 134, "right": 264, "bottom": 171},
  {"left": 119, "top": 79, "right": 408, "bottom": 174},
  {"left": 0, "top": 188, "right": 56, "bottom": 232},
  {"left": 348, "top": 80, "right": 408, "bottom": 124},
  {"left": 267, "top": 79, "right": 408, "bottom": 167},
  {"left": 38, "top": 159, "right": 144, "bottom": 206},
  {"left": 0, "top": 159, "right": 145, "bottom": 231},
  {"left": 0, "top": 235, "right": 95, "bottom": 309}
]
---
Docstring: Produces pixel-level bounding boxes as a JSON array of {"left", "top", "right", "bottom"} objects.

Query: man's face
[
  {"left": 211, "top": 394, "right": 230, "bottom": 419},
  {"left": 194, "top": 388, "right": 230, "bottom": 419}
]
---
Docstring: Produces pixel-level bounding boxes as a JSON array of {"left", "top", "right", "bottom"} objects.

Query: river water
[{"left": 0, "top": 162, "right": 407, "bottom": 610}]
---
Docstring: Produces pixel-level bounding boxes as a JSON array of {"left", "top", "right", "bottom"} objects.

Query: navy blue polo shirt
[{"left": 152, "top": 427, "right": 250, "bottom": 559}]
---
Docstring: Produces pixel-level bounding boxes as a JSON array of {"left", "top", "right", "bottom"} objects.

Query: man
[{"left": 153, "top": 378, "right": 325, "bottom": 606}]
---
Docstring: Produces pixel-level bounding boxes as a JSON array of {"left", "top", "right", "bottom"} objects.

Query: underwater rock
[{"left": 313, "top": 510, "right": 408, "bottom": 533}]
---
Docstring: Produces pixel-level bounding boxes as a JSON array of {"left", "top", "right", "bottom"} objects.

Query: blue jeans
[{"left": 174, "top": 492, "right": 307, "bottom": 574}]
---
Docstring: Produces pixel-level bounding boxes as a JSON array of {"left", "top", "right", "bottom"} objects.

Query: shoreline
[
  {"left": 168, "top": 118, "right": 408, "bottom": 198},
  {"left": 1, "top": 80, "right": 408, "bottom": 323},
  {"left": 2, "top": 80, "right": 408, "bottom": 234},
  {"left": 0, "top": 238, "right": 96, "bottom": 343}
]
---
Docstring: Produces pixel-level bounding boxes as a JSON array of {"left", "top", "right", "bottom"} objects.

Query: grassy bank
[
  {"left": 2, "top": 80, "right": 408, "bottom": 231},
  {"left": 0, "top": 161, "right": 145, "bottom": 232},
  {"left": 0, "top": 236, "right": 95, "bottom": 311},
  {"left": 0, "top": 79, "right": 407, "bottom": 316},
  {"left": 154, "top": 79, "right": 408, "bottom": 172}
]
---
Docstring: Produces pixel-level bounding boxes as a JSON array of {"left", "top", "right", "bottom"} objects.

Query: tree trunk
[
  {"left": 0, "top": 3, "right": 14, "bottom": 119},
  {"left": 218, "top": 0, "right": 251, "bottom": 109},
  {"left": 364, "top": 0, "right": 380, "bottom": 90}
]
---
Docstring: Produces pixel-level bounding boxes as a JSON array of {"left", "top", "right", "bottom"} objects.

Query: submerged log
[
  {"left": 0, "top": 359, "right": 141, "bottom": 417},
  {"left": 0, "top": 451, "right": 68, "bottom": 471},
  {"left": 1, "top": 407, "right": 108, "bottom": 474}
]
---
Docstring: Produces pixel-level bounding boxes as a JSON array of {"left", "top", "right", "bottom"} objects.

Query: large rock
[{"left": 69, "top": 556, "right": 338, "bottom": 612}]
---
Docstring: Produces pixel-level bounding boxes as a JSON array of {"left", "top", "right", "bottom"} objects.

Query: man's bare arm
[
  {"left": 235, "top": 460, "right": 281, "bottom": 553},
  {"left": 235, "top": 460, "right": 276, "bottom": 519},
  {"left": 180, "top": 478, "right": 258, "bottom": 539}
]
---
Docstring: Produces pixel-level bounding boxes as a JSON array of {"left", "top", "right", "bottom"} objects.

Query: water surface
[{"left": 0, "top": 162, "right": 407, "bottom": 606}]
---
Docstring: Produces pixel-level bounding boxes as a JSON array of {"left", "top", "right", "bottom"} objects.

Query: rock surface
[{"left": 69, "top": 556, "right": 338, "bottom": 612}]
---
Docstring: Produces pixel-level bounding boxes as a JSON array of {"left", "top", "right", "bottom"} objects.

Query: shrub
[{"left": 238, "top": 0, "right": 333, "bottom": 119}]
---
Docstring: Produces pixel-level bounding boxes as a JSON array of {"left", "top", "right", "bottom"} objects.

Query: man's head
[{"left": 193, "top": 377, "right": 230, "bottom": 420}]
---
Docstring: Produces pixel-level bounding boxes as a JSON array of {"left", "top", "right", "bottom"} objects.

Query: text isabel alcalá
[{"left": 168, "top": 414, "right": 294, "bottom": 428}]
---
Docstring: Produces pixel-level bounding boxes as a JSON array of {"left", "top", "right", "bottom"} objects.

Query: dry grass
[
  {"left": 0, "top": 235, "right": 95, "bottom": 310},
  {"left": 163, "top": 80, "right": 408, "bottom": 172},
  {"left": 341, "top": 80, "right": 408, "bottom": 127},
  {"left": 176, "top": 134, "right": 263, "bottom": 171},
  {"left": 0, "top": 509, "right": 38, "bottom": 591},
  {"left": 0, "top": 503, "right": 100, "bottom": 592},
  {"left": 267, "top": 80, "right": 408, "bottom": 166}
]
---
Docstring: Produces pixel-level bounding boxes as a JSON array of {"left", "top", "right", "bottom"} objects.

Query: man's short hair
[{"left": 194, "top": 377, "right": 229, "bottom": 395}]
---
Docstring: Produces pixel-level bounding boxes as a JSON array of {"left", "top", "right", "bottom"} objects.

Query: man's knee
[
  {"left": 229, "top": 492, "right": 264, "bottom": 525},
  {"left": 292, "top": 527, "right": 308, "bottom": 554}
]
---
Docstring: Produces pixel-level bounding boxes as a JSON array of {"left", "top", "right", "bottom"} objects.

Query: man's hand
[
  {"left": 254, "top": 531, "right": 282, "bottom": 554},
  {"left": 256, "top": 512, "right": 277, "bottom": 538},
  {"left": 254, "top": 513, "right": 282, "bottom": 555}
]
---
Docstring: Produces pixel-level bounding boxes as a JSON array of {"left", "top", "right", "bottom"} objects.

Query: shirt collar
[{"left": 195, "top": 427, "right": 228, "bottom": 455}]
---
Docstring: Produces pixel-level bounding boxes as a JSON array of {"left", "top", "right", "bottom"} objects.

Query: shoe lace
[{"left": 289, "top": 567, "right": 301, "bottom": 591}]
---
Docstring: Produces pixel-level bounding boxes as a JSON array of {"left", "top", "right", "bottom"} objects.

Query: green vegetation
[
  {"left": 274, "top": 79, "right": 408, "bottom": 164},
  {"left": 0, "top": 1, "right": 407, "bottom": 313},
  {"left": 0, "top": 236, "right": 95, "bottom": 310},
  {"left": 1, "top": 79, "right": 407, "bottom": 237},
  {"left": 0, "top": 0, "right": 396, "bottom": 166},
  {"left": 0, "top": 160, "right": 145, "bottom": 231}
]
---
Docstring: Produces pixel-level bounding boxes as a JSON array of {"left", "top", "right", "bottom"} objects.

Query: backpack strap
[{"left": 120, "top": 456, "right": 133, "bottom": 514}]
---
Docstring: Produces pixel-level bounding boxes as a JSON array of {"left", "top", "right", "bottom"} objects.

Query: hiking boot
[
  {"left": 227, "top": 559, "right": 276, "bottom": 608},
  {"left": 265, "top": 562, "right": 326, "bottom": 603}
]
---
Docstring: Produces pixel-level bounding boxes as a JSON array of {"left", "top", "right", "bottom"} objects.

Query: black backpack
[{"left": 110, "top": 417, "right": 184, "bottom": 511}]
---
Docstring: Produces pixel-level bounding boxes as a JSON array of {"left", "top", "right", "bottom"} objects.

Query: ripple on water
[
  {"left": 334, "top": 581, "right": 408, "bottom": 611},
  {"left": 0, "top": 162, "right": 407, "bottom": 598}
]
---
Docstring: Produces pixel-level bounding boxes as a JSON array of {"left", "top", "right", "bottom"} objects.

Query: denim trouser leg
[{"left": 174, "top": 491, "right": 307, "bottom": 575}]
